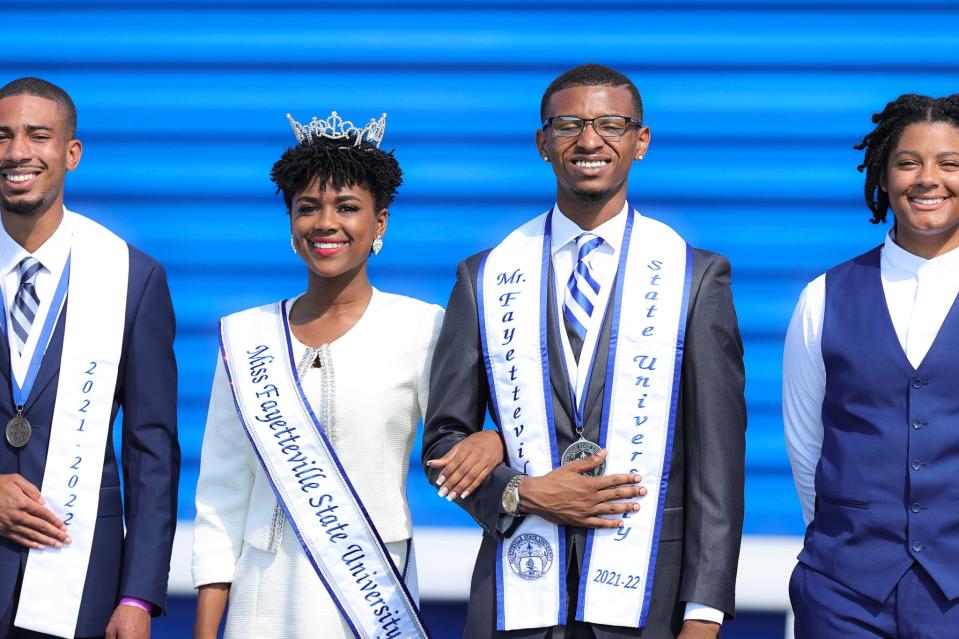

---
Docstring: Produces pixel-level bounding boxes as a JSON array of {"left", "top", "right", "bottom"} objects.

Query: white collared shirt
[
  {"left": 0, "top": 209, "right": 73, "bottom": 388},
  {"left": 550, "top": 203, "right": 626, "bottom": 403},
  {"left": 784, "top": 232, "right": 959, "bottom": 525},
  {"left": 549, "top": 203, "right": 723, "bottom": 625}
]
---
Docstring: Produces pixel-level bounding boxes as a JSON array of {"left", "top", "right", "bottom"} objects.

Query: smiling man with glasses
[{"left": 423, "top": 64, "right": 746, "bottom": 639}]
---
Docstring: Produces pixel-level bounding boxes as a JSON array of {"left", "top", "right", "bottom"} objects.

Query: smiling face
[
  {"left": 290, "top": 178, "right": 387, "bottom": 283},
  {"left": 0, "top": 94, "right": 81, "bottom": 217},
  {"left": 882, "top": 121, "right": 959, "bottom": 256},
  {"left": 536, "top": 84, "right": 649, "bottom": 208}
]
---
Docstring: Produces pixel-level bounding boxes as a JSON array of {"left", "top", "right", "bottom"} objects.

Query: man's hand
[
  {"left": 677, "top": 619, "right": 721, "bottom": 639},
  {"left": 518, "top": 450, "right": 646, "bottom": 528},
  {"left": 427, "top": 430, "right": 505, "bottom": 499},
  {"left": 105, "top": 603, "right": 151, "bottom": 639},
  {"left": 0, "top": 473, "right": 70, "bottom": 549}
]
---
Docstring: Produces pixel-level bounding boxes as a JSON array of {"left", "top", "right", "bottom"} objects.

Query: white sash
[
  {"left": 16, "top": 215, "right": 129, "bottom": 638},
  {"left": 479, "top": 209, "right": 691, "bottom": 630},
  {"left": 219, "top": 301, "right": 429, "bottom": 639}
]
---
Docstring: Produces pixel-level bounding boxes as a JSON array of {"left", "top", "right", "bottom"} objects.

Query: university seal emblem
[{"left": 508, "top": 533, "right": 553, "bottom": 581}]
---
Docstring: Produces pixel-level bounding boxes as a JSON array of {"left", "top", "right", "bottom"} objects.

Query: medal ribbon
[{"left": 0, "top": 256, "right": 71, "bottom": 411}]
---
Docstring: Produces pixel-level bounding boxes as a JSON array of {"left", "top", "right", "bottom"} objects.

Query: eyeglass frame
[{"left": 541, "top": 114, "right": 645, "bottom": 138}]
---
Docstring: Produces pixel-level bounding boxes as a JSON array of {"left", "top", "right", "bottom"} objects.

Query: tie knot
[
  {"left": 575, "top": 233, "right": 603, "bottom": 262},
  {"left": 17, "top": 257, "right": 42, "bottom": 286}
]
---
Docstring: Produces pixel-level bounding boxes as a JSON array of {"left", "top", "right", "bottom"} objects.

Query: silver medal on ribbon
[
  {"left": 5, "top": 415, "right": 31, "bottom": 448},
  {"left": 561, "top": 437, "right": 604, "bottom": 476}
]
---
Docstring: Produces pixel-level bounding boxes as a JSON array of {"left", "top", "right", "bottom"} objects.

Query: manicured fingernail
[
  {"left": 436, "top": 475, "right": 446, "bottom": 487},
  {"left": 65, "top": 535, "right": 72, "bottom": 543},
  {"left": 633, "top": 503, "right": 641, "bottom": 511},
  {"left": 633, "top": 475, "right": 642, "bottom": 483},
  {"left": 426, "top": 460, "right": 435, "bottom": 467},
  {"left": 461, "top": 491, "right": 470, "bottom": 499},
  {"left": 639, "top": 487, "right": 647, "bottom": 496},
  {"left": 447, "top": 492, "right": 457, "bottom": 501},
  {"left": 438, "top": 487, "right": 448, "bottom": 498}
]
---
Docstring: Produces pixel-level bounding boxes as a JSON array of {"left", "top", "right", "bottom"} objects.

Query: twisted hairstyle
[
  {"left": 270, "top": 135, "right": 403, "bottom": 211},
  {"left": 855, "top": 93, "right": 959, "bottom": 224},
  {"left": 540, "top": 64, "right": 643, "bottom": 121}
]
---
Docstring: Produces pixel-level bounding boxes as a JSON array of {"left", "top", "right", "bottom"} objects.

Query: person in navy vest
[
  {"left": 0, "top": 78, "right": 179, "bottom": 638},
  {"left": 784, "top": 93, "right": 959, "bottom": 638}
]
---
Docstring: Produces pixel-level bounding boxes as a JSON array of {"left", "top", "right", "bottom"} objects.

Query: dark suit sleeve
[
  {"left": 422, "top": 257, "right": 521, "bottom": 536},
  {"left": 678, "top": 253, "right": 746, "bottom": 617},
  {"left": 117, "top": 260, "right": 180, "bottom": 613}
]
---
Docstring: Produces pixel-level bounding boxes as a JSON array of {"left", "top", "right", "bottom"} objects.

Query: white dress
[{"left": 192, "top": 289, "right": 444, "bottom": 638}]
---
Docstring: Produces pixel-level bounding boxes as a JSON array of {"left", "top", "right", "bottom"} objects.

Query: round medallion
[
  {"left": 5, "top": 415, "right": 32, "bottom": 448},
  {"left": 561, "top": 438, "right": 605, "bottom": 476}
]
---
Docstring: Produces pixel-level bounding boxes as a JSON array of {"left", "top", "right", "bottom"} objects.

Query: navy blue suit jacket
[{"left": 0, "top": 245, "right": 179, "bottom": 637}]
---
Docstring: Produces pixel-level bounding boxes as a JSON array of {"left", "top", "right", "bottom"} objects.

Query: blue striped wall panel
[{"left": 7, "top": 1, "right": 955, "bottom": 536}]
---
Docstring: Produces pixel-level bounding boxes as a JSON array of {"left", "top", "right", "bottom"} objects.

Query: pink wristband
[{"left": 119, "top": 597, "right": 152, "bottom": 613}]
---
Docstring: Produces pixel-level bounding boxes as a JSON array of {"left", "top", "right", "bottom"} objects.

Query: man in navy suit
[{"left": 0, "top": 78, "right": 178, "bottom": 638}]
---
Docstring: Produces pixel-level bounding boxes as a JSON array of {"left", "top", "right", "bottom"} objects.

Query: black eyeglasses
[{"left": 542, "top": 115, "right": 643, "bottom": 138}]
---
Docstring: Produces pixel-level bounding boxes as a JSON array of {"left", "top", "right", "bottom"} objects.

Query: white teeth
[
  {"left": 911, "top": 197, "right": 944, "bottom": 206},
  {"left": 313, "top": 242, "right": 347, "bottom": 249},
  {"left": 5, "top": 173, "right": 37, "bottom": 183},
  {"left": 575, "top": 160, "right": 608, "bottom": 168}
]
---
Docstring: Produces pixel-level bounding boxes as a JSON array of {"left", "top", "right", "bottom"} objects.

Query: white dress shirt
[
  {"left": 0, "top": 210, "right": 73, "bottom": 388},
  {"left": 550, "top": 204, "right": 625, "bottom": 403},
  {"left": 550, "top": 204, "right": 723, "bottom": 626},
  {"left": 784, "top": 232, "right": 959, "bottom": 525}
]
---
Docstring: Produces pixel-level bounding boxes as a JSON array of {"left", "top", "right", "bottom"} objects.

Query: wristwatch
[{"left": 501, "top": 474, "right": 526, "bottom": 516}]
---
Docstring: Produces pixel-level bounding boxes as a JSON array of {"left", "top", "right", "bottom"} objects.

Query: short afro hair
[
  {"left": 540, "top": 64, "right": 643, "bottom": 122},
  {"left": 0, "top": 77, "right": 77, "bottom": 138},
  {"left": 855, "top": 93, "right": 959, "bottom": 224},
  {"left": 271, "top": 135, "right": 403, "bottom": 212}
]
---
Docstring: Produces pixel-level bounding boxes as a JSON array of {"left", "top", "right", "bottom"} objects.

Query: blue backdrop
[{"left": 6, "top": 1, "right": 959, "bottom": 636}]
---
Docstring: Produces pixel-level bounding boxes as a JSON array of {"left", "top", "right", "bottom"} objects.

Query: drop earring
[
  {"left": 290, "top": 235, "right": 298, "bottom": 254},
  {"left": 371, "top": 236, "right": 384, "bottom": 255},
  {"left": 542, "top": 156, "right": 549, "bottom": 162}
]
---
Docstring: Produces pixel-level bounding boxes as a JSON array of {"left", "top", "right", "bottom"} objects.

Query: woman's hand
[
  {"left": 427, "top": 430, "right": 505, "bottom": 499},
  {"left": 194, "top": 583, "right": 230, "bottom": 639}
]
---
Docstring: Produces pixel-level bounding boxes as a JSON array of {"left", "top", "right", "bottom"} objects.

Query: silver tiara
[{"left": 286, "top": 111, "right": 387, "bottom": 148}]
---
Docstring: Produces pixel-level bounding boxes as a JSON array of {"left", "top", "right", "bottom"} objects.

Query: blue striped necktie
[
  {"left": 11, "top": 257, "right": 42, "bottom": 356},
  {"left": 563, "top": 233, "right": 604, "bottom": 360}
]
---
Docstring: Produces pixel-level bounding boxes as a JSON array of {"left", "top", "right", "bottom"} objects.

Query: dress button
[
  {"left": 912, "top": 541, "right": 923, "bottom": 552},
  {"left": 912, "top": 418, "right": 923, "bottom": 429},
  {"left": 911, "top": 502, "right": 922, "bottom": 513},
  {"left": 912, "top": 378, "right": 923, "bottom": 389},
  {"left": 912, "top": 460, "right": 922, "bottom": 471}
]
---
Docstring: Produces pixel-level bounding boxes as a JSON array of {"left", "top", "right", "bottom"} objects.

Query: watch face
[{"left": 503, "top": 491, "right": 515, "bottom": 514}]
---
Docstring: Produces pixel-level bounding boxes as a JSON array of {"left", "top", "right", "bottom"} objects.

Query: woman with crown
[{"left": 189, "top": 111, "right": 502, "bottom": 638}]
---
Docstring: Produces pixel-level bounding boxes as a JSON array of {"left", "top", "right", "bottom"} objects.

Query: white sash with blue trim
[
  {"left": 16, "top": 214, "right": 129, "bottom": 638},
  {"left": 219, "top": 301, "right": 429, "bottom": 639},
  {"left": 479, "top": 209, "right": 691, "bottom": 630}
]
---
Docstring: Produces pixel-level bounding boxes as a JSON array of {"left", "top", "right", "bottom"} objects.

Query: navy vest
[{"left": 798, "top": 246, "right": 959, "bottom": 602}]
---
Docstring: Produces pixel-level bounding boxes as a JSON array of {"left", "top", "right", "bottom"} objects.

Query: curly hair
[
  {"left": 270, "top": 135, "right": 403, "bottom": 211},
  {"left": 855, "top": 93, "right": 959, "bottom": 224}
]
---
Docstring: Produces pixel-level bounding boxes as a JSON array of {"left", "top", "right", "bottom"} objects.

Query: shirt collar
[
  {"left": 550, "top": 201, "right": 630, "bottom": 255},
  {"left": 883, "top": 229, "right": 959, "bottom": 275},
  {"left": 0, "top": 208, "right": 74, "bottom": 279}
]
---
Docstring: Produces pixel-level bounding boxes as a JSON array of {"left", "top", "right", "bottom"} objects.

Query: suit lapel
[
  {"left": 23, "top": 303, "right": 67, "bottom": 412},
  {"left": 0, "top": 316, "right": 9, "bottom": 389},
  {"left": 545, "top": 264, "right": 574, "bottom": 425},
  {"left": 582, "top": 290, "right": 615, "bottom": 442}
]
